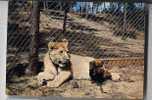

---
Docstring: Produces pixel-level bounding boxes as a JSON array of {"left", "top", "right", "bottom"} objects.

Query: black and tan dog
[{"left": 89, "top": 59, "right": 111, "bottom": 83}]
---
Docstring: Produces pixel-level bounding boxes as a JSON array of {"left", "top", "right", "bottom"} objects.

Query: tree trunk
[
  {"left": 27, "top": 0, "right": 40, "bottom": 75},
  {"left": 63, "top": 3, "right": 69, "bottom": 35}
]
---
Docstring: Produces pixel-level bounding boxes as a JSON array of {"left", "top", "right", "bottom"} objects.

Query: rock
[{"left": 111, "top": 73, "right": 120, "bottom": 82}]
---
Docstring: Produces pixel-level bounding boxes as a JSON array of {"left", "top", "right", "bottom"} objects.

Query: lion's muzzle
[{"left": 58, "top": 59, "right": 71, "bottom": 68}]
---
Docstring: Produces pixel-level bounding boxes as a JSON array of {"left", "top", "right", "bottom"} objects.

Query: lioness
[{"left": 37, "top": 39, "right": 72, "bottom": 87}]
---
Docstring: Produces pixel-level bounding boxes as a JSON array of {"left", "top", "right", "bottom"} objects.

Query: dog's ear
[
  {"left": 95, "top": 59, "right": 104, "bottom": 67},
  {"left": 62, "top": 39, "right": 69, "bottom": 48},
  {"left": 48, "top": 42, "right": 55, "bottom": 51}
]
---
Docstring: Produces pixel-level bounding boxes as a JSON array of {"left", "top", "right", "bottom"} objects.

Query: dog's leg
[{"left": 47, "top": 71, "right": 71, "bottom": 88}]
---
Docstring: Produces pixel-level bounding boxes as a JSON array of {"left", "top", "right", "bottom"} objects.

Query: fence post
[
  {"left": 27, "top": 0, "right": 40, "bottom": 75},
  {"left": 122, "top": 2, "right": 127, "bottom": 40}
]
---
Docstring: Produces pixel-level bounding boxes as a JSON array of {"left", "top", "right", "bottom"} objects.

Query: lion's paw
[{"left": 37, "top": 72, "right": 55, "bottom": 86}]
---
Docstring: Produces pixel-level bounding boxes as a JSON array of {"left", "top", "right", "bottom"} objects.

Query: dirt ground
[{"left": 6, "top": 62, "right": 144, "bottom": 99}]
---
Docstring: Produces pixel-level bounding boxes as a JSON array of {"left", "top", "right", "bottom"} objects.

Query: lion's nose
[{"left": 58, "top": 61, "right": 62, "bottom": 64}]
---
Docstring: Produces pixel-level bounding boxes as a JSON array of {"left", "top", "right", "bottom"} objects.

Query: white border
[
  {"left": 0, "top": 1, "right": 152, "bottom": 100},
  {"left": 0, "top": 1, "right": 8, "bottom": 100},
  {"left": 146, "top": 4, "right": 152, "bottom": 100}
]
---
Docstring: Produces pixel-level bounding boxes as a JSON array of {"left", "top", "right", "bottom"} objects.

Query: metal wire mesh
[
  {"left": 7, "top": 0, "right": 32, "bottom": 64},
  {"left": 7, "top": 0, "right": 145, "bottom": 64}
]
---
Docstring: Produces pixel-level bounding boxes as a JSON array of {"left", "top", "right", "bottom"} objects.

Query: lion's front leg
[
  {"left": 47, "top": 71, "right": 71, "bottom": 88},
  {"left": 37, "top": 71, "right": 55, "bottom": 86}
]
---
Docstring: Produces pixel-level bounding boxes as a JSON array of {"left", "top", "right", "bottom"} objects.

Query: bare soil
[{"left": 6, "top": 63, "right": 144, "bottom": 99}]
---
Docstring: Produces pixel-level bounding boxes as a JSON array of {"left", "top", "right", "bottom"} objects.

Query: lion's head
[{"left": 48, "top": 39, "right": 71, "bottom": 68}]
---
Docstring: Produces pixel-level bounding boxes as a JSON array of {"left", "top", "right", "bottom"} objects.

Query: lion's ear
[
  {"left": 48, "top": 42, "right": 55, "bottom": 50},
  {"left": 62, "top": 39, "right": 69, "bottom": 48}
]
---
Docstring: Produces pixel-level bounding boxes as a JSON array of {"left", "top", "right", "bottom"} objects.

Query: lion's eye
[
  {"left": 66, "top": 50, "right": 69, "bottom": 53},
  {"left": 60, "top": 51, "right": 63, "bottom": 53}
]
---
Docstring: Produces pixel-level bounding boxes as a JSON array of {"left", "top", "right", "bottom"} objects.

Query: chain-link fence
[
  {"left": 7, "top": 0, "right": 145, "bottom": 65},
  {"left": 6, "top": 0, "right": 146, "bottom": 97},
  {"left": 7, "top": 0, "right": 32, "bottom": 65}
]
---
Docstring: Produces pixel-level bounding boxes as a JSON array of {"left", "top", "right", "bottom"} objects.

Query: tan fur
[
  {"left": 48, "top": 39, "right": 69, "bottom": 51},
  {"left": 70, "top": 54, "right": 94, "bottom": 79},
  {"left": 37, "top": 39, "right": 71, "bottom": 88}
]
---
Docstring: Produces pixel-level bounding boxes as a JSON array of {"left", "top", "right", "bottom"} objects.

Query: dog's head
[{"left": 48, "top": 39, "right": 71, "bottom": 68}]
